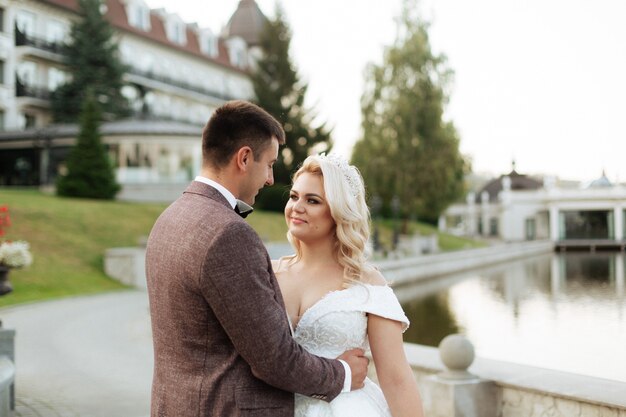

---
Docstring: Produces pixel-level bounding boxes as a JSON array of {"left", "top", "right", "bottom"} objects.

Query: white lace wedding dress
[{"left": 293, "top": 283, "right": 409, "bottom": 417}]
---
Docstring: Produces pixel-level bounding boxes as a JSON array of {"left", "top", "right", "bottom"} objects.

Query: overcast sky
[{"left": 145, "top": 0, "right": 626, "bottom": 183}]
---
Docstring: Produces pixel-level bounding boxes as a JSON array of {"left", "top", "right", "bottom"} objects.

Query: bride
[{"left": 272, "top": 154, "right": 424, "bottom": 417}]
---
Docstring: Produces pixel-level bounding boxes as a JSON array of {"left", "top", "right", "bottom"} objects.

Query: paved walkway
[{"left": 1, "top": 290, "right": 153, "bottom": 417}]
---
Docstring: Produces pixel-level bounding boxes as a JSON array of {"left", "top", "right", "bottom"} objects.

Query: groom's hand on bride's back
[{"left": 337, "top": 348, "right": 369, "bottom": 390}]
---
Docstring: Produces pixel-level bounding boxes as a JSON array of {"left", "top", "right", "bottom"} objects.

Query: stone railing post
[
  {"left": 0, "top": 325, "right": 15, "bottom": 416},
  {"left": 421, "top": 334, "right": 498, "bottom": 417}
]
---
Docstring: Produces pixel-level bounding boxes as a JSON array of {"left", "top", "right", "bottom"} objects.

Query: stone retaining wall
[
  {"left": 104, "top": 247, "right": 147, "bottom": 289},
  {"left": 391, "top": 342, "right": 626, "bottom": 417},
  {"left": 0, "top": 329, "right": 15, "bottom": 417},
  {"left": 375, "top": 240, "right": 554, "bottom": 286}
]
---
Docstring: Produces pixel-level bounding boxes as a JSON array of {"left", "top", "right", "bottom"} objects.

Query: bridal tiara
[{"left": 318, "top": 153, "right": 362, "bottom": 198}]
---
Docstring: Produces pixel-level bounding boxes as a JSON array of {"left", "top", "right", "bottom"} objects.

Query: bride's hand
[{"left": 337, "top": 348, "right": 369, "bottom": 390}]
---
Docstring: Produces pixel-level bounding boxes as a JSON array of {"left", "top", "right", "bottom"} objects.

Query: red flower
[{"left": 0, "top": 206, "right": 10, "bottom": 236}]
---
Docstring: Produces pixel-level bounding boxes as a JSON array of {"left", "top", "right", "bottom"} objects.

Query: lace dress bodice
[
  {"left": 292, "top": 283, "right": 409, "bottom": 417},
  {"left": 292, "top": 284, "right": 408, "bottom": 358}
]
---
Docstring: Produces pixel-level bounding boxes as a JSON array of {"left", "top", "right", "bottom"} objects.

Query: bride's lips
[{"left": 290, "top": 217, "right": 307, "bottom": 225}]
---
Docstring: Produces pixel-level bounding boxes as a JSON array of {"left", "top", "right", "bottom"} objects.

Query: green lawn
[
  {"left": 0, "top": 189, "right": 482, "bottom": 307},
  {"left": 0, "top": 189, "right": 168, "bottom": 307}
]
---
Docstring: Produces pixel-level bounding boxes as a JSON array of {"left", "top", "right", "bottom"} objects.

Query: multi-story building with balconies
[{"left": 0, "top": 0, "right": 267, "bottom": 200}]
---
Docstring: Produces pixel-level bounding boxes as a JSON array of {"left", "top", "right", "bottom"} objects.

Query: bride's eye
[{"left": 289, "top": 193, "right": 298, "bottom": 200}]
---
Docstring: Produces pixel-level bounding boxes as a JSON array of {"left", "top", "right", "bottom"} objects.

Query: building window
[
  {"left": 176, "top": 23, "right": 186, "bottom": 44},
  {"left": 231, "top": 48, "right": 244, "bottom": 67},
  {"left": 24, "top": 114, "right": 36, "bottom": 128},
  {"left": 226, "top": 38, "right": 247, "bottom": 69},
  {"left": 46, "top": 19, "right": 68, "bottom": 43},
  {"left": 16, "top": 11, "right": 36, "bottom": 37},
  {"left": 0, "top": 8, "right": 5, "bottom": 33},
  {"left": 17, "top": 61, "right": 37, "bottom": 86},
  {"left": 0, "top": 110, "right": 5, "bottom": 131},
  {"left": 0, "top": 60, "right": 4, "bottom": 84},
  {"left": 489, "top": 217, "right": 499, "bottom": 236},
  {"left": 525, "top": 218, "right": 536, "bottom": 240},
  {"left": 128, "top": 2, "right": 151, "bottom": 31},
  {"left": 235, "top": 50, "right": 246, "bottom": 68},
  {"left": 200, "top": 33, "right": 218, "bottom": 57},
  {"left": 165, "top": 19, "right": 186, "bottom": 45},
  {"left": 48, "top": 67, "right": 66, "bottom": 91}
]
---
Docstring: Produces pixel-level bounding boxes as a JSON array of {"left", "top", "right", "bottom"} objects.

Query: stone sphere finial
[{"left": 438, "top": 334, "right": 476, "bottom": 380}]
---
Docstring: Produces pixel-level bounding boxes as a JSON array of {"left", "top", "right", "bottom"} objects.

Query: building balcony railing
[
  {"left": 126, "top": 67, "right": 239, "bottom": 102},
  {"left": 15, "top": 76, "right": 51, "bottom": 101},
  {"left": 14, "top": 25, "right": 65, "bottom": 55},
  {"left": 136, "top": 111, "right": 205, "bottom": 127}
]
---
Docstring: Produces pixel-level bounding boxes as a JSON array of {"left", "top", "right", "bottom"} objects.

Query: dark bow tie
[{"left": 234, "top": 200, "right": 253, "bottom": 219}]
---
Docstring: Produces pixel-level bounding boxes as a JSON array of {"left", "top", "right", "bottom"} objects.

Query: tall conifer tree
[
  {"left": 50, "top": 0, "right": 129, "bottom": 122},
  {"left": 56, "top": 93, "right": 120, "bottom": 199},
  {"left": 251, "top": 8, "right": 332, "bottom": 187}
]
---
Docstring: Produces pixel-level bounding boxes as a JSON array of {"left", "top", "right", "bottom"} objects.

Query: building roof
[
  {"left": 223, "top": 0, "right": 267, "bottom": 47},
  {"left": 478, "top": 167, "right": 543, "bottom": 202},
  {"left": 39, "top": 0, "right": 245, "bottom": 73},
  {"left": 588, "top": 171, "right": 613, "bottom": 188}
]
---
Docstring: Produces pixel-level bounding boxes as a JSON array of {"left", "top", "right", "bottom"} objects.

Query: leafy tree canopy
[{"left": 352, "top": 0, "right": 468, "bottom": 224}]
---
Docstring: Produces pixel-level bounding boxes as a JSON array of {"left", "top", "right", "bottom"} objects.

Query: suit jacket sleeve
[{"left": 199, "top": 221, "right": 345, "bottom": 400}]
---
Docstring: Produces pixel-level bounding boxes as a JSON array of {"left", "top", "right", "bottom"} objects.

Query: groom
[{"left": 146, "top": 100, "right": 368, "bottom": 416}]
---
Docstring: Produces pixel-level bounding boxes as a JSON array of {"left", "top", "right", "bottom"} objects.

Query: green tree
[
  {"left": 252, "top": 7, "right": 332, "bottom": 188},
  {"left": 56, "top": 93, "right": 120, "bottom": 199},
  {"left": 50, "top": 0, "right": 129, "bottom": 122},
  {"left": 352, "top": 0, "right": 467, "bottom": 224}
]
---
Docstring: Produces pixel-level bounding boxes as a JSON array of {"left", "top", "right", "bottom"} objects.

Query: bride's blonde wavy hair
[{"left": 287, "top": 154, "right": 371, "bottom": 287}]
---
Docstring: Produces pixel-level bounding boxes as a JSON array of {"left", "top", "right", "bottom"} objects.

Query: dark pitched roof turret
[
  {"left": 478, "top": 168, "right": 543, "bottom": 203},
  {"left": 223, "top": 0, "right": 268, "bottom": 47}
]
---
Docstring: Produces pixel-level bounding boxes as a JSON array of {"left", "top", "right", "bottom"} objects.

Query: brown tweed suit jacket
[{"left": 146, "top": 182, "right": 345, "bottom": 417}]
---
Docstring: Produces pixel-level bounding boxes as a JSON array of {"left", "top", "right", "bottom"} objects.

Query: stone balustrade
[
  {"left": 375, "top": 240, "right": 554, "bottom": 286},
  {"left": 0, "top": 328, "right": 15, "bottom": 417},
  {"left": 376, "top": 335, "right": 626, "bottom": 417}
]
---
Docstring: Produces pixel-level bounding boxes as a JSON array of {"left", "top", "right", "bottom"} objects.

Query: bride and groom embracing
[{"left": 145, "top": 100, "right": 424, "bottom": 417}]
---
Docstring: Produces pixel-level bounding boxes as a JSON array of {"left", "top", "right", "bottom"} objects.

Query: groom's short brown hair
[{"left": 202, "top": 100, "right": 285, "bottom": 168}]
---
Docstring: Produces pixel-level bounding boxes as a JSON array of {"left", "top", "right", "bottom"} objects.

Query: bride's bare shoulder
[
  {"left": 271, "top": 255, "right": 296, "bottom": 274},
  {"left": 360, "top": 264, "right": 388, "bottom": 286},
  {"left": 270, "top": 259, "right": 280, "bottom": 272}
]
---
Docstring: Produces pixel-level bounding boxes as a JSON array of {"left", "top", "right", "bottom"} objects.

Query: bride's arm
[{"left": 368, "top": 314, "right": 424, "bottom": 417}]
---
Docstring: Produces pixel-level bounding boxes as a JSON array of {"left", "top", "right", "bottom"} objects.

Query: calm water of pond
[{"left": 400, "top": 252, "right": 626, "bottom": 382}]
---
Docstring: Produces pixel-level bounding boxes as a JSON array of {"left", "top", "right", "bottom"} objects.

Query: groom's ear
[{"left": 235, "top": 146, "right": 253, "bottom": 171}]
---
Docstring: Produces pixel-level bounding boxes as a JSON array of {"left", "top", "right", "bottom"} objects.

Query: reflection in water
[
  {"left": 400, "top": 253, "right": 626, "bottom": 382},
  {"left": 402, "top": 293, "right": 461, "bottom": 347}
]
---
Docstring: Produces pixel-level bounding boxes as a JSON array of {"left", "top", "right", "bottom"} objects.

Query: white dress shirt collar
[{"left": 194, "top": 176, "right": 237, "bottom": 209}]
